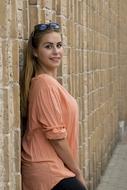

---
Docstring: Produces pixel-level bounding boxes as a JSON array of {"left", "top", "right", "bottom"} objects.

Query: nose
[{"left": 52, "top": 45, "right": 59, "bottom": 54}]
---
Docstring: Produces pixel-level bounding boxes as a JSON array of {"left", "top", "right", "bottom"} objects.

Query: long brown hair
[{"left": 20, "top": 24, "right": 61, "bottom": 134}]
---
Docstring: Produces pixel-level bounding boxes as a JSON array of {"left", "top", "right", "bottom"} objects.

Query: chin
[{"left": 51, "top": 62, "right": 61, "bottom": 66}]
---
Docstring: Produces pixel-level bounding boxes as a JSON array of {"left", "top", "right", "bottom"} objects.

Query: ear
[{"left": 33, "top": 48, "right": 38, "bottom": 58}]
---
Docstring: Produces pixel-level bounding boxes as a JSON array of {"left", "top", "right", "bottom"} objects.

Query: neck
[{"left": 36, "top": 68, "right": 57, "bottom": 78}]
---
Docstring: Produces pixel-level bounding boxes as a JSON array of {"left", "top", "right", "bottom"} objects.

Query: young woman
[{"left": 21, "top": 22, "right": 87, "bottom": 190}]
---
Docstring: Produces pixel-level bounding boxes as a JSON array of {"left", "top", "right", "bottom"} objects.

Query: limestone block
[
  {"left": 0, "top": 1, "right": 8, "bottom": 38},
  {"left": 29, "top": 0, "right": 38, "bottom": 5}
]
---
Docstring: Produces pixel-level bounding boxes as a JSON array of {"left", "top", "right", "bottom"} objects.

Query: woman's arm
[{"left": 49, "top": 138, "right": 87, "bottom": 188}]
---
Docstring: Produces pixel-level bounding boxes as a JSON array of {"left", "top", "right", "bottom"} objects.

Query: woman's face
[{"left": 34, "top": 31, "right": 64, "bottom": 72}]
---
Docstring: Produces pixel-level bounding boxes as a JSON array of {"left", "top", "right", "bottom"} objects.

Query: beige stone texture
[{"left": 0, "top": 0, "right": 127, "bottom": 190}]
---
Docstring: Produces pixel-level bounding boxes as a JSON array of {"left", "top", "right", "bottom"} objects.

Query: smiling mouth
[{"left": 50, "top": 58, "right": 61, "bottom": 62}]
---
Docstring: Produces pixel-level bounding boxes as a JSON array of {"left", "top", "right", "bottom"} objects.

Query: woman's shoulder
[{"left": 31, "top": 74, "right": 60, "bottom": 90}]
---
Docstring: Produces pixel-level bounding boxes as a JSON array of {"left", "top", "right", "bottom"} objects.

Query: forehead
[{"left": 40, "top": 32, "right": 62, "bottom": 44}]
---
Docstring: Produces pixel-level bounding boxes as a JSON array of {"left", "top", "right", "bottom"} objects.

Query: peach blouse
[{"left": 21, "top": 74, "right": 79, "bottom": 190}]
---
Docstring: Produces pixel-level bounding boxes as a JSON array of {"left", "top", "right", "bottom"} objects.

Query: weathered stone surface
[{"left": 0, "top": 1, "right": 127, "bottom": 190}]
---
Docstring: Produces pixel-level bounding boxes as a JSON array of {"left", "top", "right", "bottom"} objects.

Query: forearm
[
  {"left": 49, "top": 138, "right": 81, "bottom": 175},
  {"left": 50, "top": 138, "right": 87, "bottom": 189}
]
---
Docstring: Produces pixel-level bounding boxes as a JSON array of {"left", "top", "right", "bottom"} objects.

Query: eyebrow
[{"left": 42, "top": 41, "right": 62, "bottom": 45}]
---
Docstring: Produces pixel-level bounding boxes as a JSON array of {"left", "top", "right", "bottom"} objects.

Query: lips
[{"left": 50, "top": 57, "right": 61, "bottom": 62}]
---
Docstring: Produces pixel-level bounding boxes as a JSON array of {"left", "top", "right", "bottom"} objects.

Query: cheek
[
  {"left": 60, "top": 48, "right": 64, "bottom": 57},
  {"left": 39, "top": 50, "right": 50, "bottom": 58}
]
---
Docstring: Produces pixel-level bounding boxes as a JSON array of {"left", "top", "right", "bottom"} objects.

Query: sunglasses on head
[{"left": 34, "top": 23, "right": 60, "bottom": 32}]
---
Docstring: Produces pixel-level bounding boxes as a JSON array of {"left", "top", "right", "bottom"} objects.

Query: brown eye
[
  {"left": 57, "top": 43, "right": 62, "bottom": 48},
  {"left": 45, "top": 44, "right": 53, "bottom": 49}
]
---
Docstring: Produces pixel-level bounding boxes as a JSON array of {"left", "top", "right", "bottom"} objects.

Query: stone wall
[
  {"left": 118, "top": 0, "right": 127, "bottom": 121},
  {"left": 0, "top": 0, "right": 21, "bottom": 189},
  {"left": 86, "top": 1, "right": 119, "bottom": 188},
  {"left": 1, "top": 0, "right": 127, "bottom": 190}
]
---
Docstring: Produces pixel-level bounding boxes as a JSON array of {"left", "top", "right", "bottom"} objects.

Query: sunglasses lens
[
  {"left": 34, "top": 24, "right": 47, "bottom": 31},
  {"left": 50, "top": 23, "right": 60, "bottom": 29},
  {"left": 39, "top": 25, "right": 47, "bottom": 30},
  {"left": 34, "top": 23, "right": 60, "bottom": 32}
]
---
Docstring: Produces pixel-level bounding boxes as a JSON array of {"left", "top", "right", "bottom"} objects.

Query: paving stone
[{"left": 96, "top": 138, "right": 127, "bottom": 190}]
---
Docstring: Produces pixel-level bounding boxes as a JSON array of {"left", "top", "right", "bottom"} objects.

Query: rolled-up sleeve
[{"left": 36, "top": 85, "right": 67, "bottom": 140}]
